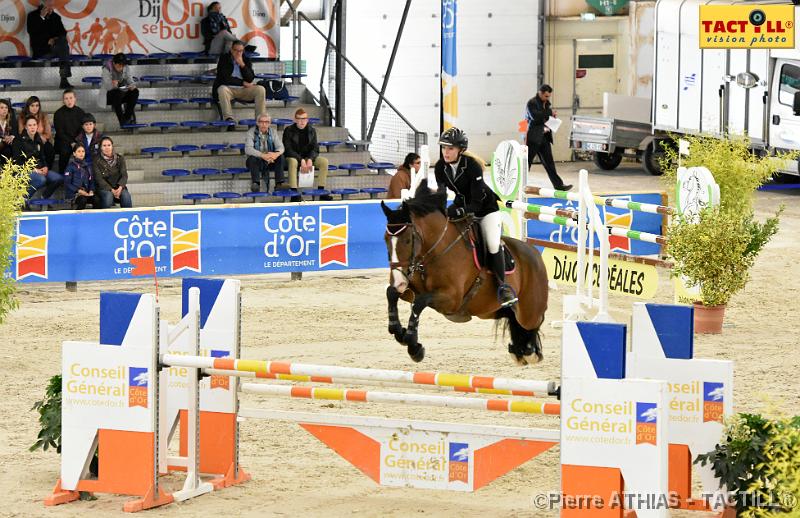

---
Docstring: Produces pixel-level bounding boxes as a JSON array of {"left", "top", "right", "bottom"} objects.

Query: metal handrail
[{"left": 288, "top": 5, "right": 424, "bottom": 136}]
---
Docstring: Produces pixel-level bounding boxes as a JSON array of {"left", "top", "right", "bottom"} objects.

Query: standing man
[
  {"left": 525, "top": 84, "right": 571, "bottom": 191},
  {"left": 245, "top": 113, "right": 285, "bottom": 192},
  {"left": 213, "top": 40, "right": 266, "bottom": 124},
  {"left": 282, "top": 108, "right": 332, "bottom": 202},
  {"left": 27, "top": 0, "right": 72, "bottom": 89},
  {"left": 53, "top": 89, "right": 86, "bottom": 173}
]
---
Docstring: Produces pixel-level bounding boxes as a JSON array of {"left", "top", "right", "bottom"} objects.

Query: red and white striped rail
[{"left": 163, "top": 354, "right": 557, "bottom": 395}]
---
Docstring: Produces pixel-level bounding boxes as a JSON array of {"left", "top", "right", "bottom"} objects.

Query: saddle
[{"left": 462, "top": 220, "right": 516, "bottom": 274}]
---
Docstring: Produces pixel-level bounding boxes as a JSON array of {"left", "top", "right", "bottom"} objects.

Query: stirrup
[{"left": 497, "top": 284, "right": 518, "bottom": 308}]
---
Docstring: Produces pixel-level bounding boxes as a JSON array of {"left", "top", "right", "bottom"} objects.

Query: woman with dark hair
[
  {"left": 93, "top": 136, "right": 132, "bottom": 208},
  {"left": 17, "top": 95, "right": 55, "bottom": 169},
  {"left": 388, "top": 152, "right": 421, "bottom": 199},
  {"left": 12, "top": 115, "right": 64, "bottom": 200},
  {"left": 0, "top": 99, "right": 18, "bottom": 161},
  {"left": 62, "top": 142, "right": 94, "bottom": 209},
  {"left": 100, "top": 53, "right": 139, "bottom": 127}
]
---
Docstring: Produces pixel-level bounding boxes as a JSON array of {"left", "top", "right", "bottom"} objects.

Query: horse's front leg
[
  {"left": 386, "top": 285, "right": 407, "bottom": 344},
  {"left": 403, "top": 292, "right": 434, "bottom": 363}
]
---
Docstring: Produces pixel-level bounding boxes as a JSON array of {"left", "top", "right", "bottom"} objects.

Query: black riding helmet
[{"left": 438, "top": 127, "right": 468, "bottom": 149}]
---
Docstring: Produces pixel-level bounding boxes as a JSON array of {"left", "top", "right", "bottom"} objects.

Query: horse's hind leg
[
  {"left": 506, "top": 309, "right": 543, "bottom": 366},
  {"left": 386, "top": 285, "right": 407, "bottom": 344},
  {"left": 403, "top": 292, "right": 433, "bottom": 363}
]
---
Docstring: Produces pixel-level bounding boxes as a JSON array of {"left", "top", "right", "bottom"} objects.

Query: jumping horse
[{"left": 382, "top": 182, "right": 549, "bottom": 365}]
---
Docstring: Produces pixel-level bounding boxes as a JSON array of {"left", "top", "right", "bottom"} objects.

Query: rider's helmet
[{"left": 438, "top": 127, "right": 468, "bottom": 150}]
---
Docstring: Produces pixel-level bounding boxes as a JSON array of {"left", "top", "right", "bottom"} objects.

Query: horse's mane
[{"left": 404, "top": 180, "right": 446, "bottom": 217}]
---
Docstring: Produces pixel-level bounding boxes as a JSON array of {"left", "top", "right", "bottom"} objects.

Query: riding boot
[{"left": 489, "top": 251, "right": 518, "bottom": 308}]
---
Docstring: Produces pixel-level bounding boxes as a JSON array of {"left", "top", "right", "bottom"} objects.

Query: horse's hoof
[
  {"left": 509, "top": 352, "right": 528, "bottom": 366},
  {"left": 408, "top": 344, "right": 425, "bottom": 363}
]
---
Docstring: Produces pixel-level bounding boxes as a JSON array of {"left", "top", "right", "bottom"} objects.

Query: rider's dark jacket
[{"left": 434, "top": 153, "right": 500, "bottom": 218}]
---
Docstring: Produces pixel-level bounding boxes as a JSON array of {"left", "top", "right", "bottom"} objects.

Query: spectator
[
  {"left": 245, "top": 112, "right": 284, "bottom": 192},
  {"left": 388, "top": 152, "right": 421, "bottom": 199},
  {"left": 53, "top": 89, "right": 86, "bottom": 172},
  {"left": 282, "top": 108, "right": 331, "bottom": 202},
  {"left": 12, "top": 115, "right": 63, "bottom": 200},
  {"left": 27, "top": 0, "right": 72, "bottom": 89},
  {"left": 0, "top": 99, "right": 18, "bottom": 162},
  {"left": 94, "top": 136, "right": 132, "bottom": 208},
  {"left": 75, "top": 113, "right": 102, "bottom": 167},
  {"left": 62, "top": 143, "right": 94, "bottom": 209},
  {"left": 212, "top": 40, "right": 265, "bottom": 125},
  {"left": 525, "top": 84, "right": 571, "bottom": 191},
  {"left": 18, "top": 96, "right": 55, "bottom": 169},
  {"left": 201, "top": 2, "right": 236, "bottom": 56},
  {"left": 100, "top": 53, "right": 139, "bottom": 127}
]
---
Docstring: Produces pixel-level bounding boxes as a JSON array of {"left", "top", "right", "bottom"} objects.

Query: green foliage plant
[
  {"left": 0, "top": 157, "right": 34, "bottom": 323},
  {"left": 696, "top": 413, "right": 800, "bottom": 517},
  {"left": 30, "top": 374, "right": 63, "bottom": 453}
]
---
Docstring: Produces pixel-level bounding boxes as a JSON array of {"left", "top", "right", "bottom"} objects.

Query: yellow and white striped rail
[{"left": 162, "top": 355, "right": 557, "bottom": 395}]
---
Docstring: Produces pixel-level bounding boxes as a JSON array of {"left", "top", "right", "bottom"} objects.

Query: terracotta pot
[{"left": 693, "top": 302, "right": 726, "bottom": 334}]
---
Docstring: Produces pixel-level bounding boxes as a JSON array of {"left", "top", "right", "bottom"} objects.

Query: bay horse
[{"left": 381, "top": 182, "right": 549, "bottom": 365}]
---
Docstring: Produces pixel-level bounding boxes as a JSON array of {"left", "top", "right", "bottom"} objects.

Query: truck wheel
[
  {"left": 593, "top": 150, "right": 623, "bottom": 170},
  {"left": 643, "top": 140, "right": 667, "bottom": 176}
]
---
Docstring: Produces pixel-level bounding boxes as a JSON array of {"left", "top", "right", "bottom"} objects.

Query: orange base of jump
[
  {"left": 122, "top": 484, "right": 174, "bottom": 513},
  {"left": 210, "top": 462, "right": 252, "bottom": 490},
  {"left": 561, "top": 465, "right": 630, "bottom": 518},
  {"left": 43, "top": 479, "right": 81, "bottom": 507}
]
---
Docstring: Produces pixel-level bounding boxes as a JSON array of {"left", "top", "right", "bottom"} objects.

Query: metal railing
[{"left": 288, "top": 3, "right": 427, "bottom": 164}]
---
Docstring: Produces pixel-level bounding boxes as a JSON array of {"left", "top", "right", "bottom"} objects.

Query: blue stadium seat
[
  {"left": 179, "top": 121, "right": 208, "bottom": 131},
  {"left": 210, "top": 120, "right": 236, "bottom": 131},
  {"left": 6, "top": 56, "right": 32, "bottom": 66},
  {"left": 283, "top": 96, "right": 300, "bottom": 106},
  {"left": 148, "top": 52, "right": 174, "bottom": 61},
  {"left": 169, "top": 75, "right": 195, "bottom": 83},
  {"left": 272, "top": 189, "right": 299, "bottom": 202},
  {"left": 69, "top": 54, "right": 88, "bottom": 62},
  {"left": 238, "top": 118, "right": 256, "bottom": 127},
  {"left": 361, "top": 187, "right": 388, "bottom": 199},
  {"left": 29, "top": 198, "right": 59, "bottom": 211},
  {"left": 193, "top": 168, "right": 221, "bottom": 179},
  {"left": 190, "top": 97, "right": 213, "bottom": 107},
  {"left": 318, "top": 140, "right": 342, "bottom": 152},
  {"left": 162, "top": 168, "right": 191, "bottom": 181},
  {"left": 338, "top": 163, "right": 367, "bottom": 175},
  {"left": 136, "top": 98, "right": 158, "bottom": 110},
  {"left": 198, "top": 73, "right": 216, "bottom": 82},
  {"left": 0, "top": 79, "right": 22, "bottom": 90},
  {"left": 345, "top": 140, "right": 371, "bottom": 151},
  {"left": 368, "top": 162, "right": 396, "bottom": 174},
  {"left": 242, "top": 192, "right": 270, "bottom": 202},
  {"left": 256, "top": 73, "right": 280, "bottom": 80},
  {"left": 82, "top": 76, "right": 102, "bottom": 87},
  {"left": 272, "top": 118, "right": 293, "bottom": 129},
  {"left": 301, "top": 188, "right": 332, "bottom": 201},
  {"left": 150, "top": 121, "right": 178, "bottom": 132},
  {"left": 141, "top": 146, "right": 169, "bottom": 157},
  {"left": 125, "top": 53, "right": 146, "bottom": 62},
  {"left": 121, "top": 123, "right": 148, "bottom": 132},
  {"left": 171, "top": 144, "right": 199, "bottom": 156},
  {"left": 179, "top": 51, "right": 203, "bottom": 59},
  {"left": 228, "top": 143, "right": 245, "bottom": 154},
  {"left": 140, "top": 75, "right": 167, "bottom": 86},
  {"left": 308, "top": 117, "right": 321, "bottom": 125},
  {"left": 11, "top": 102, "right": 25, "bottom": 110},
  {"left": 331, "top": 188, "right": 359, "bottom": 199},
  {"left": 281, "top": 73, "right": 307, "bottom": 80},
  {"left": 327, "top": 164, "right": 339, "bottom": 171},
  {"left": 92, "top": 53, "right": 113, "bottom": 61},
  {"left": 183, "top": 193, "right": 211, "bottom": 204},
  {"left": 213, "top": 192, "right": 242, "bottom": 203},
  {"left": 159, "top": 98, "right": 188, "bottom": 109},
  {"left": 223, "top": 167, "right": 248, "bottom": 177},
  {"left": 201, "top": 143, "right": 228, "bottom": 154}
]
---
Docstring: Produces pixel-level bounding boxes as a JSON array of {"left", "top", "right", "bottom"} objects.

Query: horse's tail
[{"left": 495, "top": 307, "right": 543, "bottom": 365}]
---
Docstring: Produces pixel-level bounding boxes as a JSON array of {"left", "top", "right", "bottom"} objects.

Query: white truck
[{"left": 570, "top": 0, "right": 800, "bottom": 176}]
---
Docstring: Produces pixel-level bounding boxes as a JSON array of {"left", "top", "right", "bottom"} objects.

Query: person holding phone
[{"left": 100, "top": 53, "right": 139, "bottom": 127}]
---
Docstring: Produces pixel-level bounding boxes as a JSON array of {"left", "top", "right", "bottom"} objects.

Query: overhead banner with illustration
[
  {"left": 11, "top": 201, "right": 391, "bottom": 283},
  {"left": 0, "top": 0, "right": 280, "bottom": 58},
  {"left": 441, "top": 0, "right": 458, "bottom": 130}
]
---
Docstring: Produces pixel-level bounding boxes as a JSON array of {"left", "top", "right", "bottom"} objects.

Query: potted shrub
[
  {"left": 666, "top": 207, "right": 781, "bottom": 333},
  {"left": 696, "top": 413, "right": 800, "bottom": 517}
]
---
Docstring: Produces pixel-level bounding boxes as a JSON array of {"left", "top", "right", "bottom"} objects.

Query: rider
[{"left": 434, "top": 127, "right": 518, "bottom": 308}]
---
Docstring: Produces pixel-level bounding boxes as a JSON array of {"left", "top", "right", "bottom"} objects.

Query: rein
[{"left": 387, "top": 215, "right": 466, "bottom": 280}]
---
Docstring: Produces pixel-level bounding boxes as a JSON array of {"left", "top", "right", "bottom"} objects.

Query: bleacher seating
[{"left": 3, "top": 54, "right": 390, "bottom": 207}]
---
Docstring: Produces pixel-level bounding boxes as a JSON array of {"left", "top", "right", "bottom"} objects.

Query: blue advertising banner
[
  {"left": 526, "top": 193, "right": 665, "bottom": 256},
  {"left": 441, "top": 0, "right": 458, "bottom": 129},
  {"left": 11, "top": 201, "right": 394, "bottom": 283}
]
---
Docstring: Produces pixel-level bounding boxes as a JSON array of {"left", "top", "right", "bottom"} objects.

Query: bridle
[{"left": 386, "top": 214, "right": 465, "bottom": 281}]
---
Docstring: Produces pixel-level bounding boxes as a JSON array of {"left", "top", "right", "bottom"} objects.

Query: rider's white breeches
[{"left": 480, "top": 211, "right": 503, "bottom": 254}]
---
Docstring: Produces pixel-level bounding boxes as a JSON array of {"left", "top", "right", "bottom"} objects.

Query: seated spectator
[
  {"left": 62, "top": 142, "right": 94, "bottom": 210},
  {"left": 18, "top": 96, "right": 55, "bottom": 169},
  {"left": 201, "top": 2, "right": 235, "bottom": 55},
  {"left": 282, "top": 108, "right": 331, "bottom": 202},
  {"left": 212, "top": 40, "right": 265, "bottom": 124},
  {"left": 27, "top": 0, "right": 72, "bottom": 89},
  {"left": 0, "top": 99, "right": 18, "bottom": 162},
  {"left": 100, "top": 53, "right": 139, "bottom": 127},
  {"left": 94, "top": 136, "right": 132, "bottom": 208},
  {"left": 13, "top": 115, "right": 63, "bottom": 200},
  {"left": 245, "top": 112, "right": 284, "bottom": 192},
  {"left": 53, "top": 88, "right": 86, "bottom": 172},
  {"left": 75, "top": 113, "right": 102, "bottom": 167},
  {"left": 388, "top": 152, "right": 421, "bottom": 199}
]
